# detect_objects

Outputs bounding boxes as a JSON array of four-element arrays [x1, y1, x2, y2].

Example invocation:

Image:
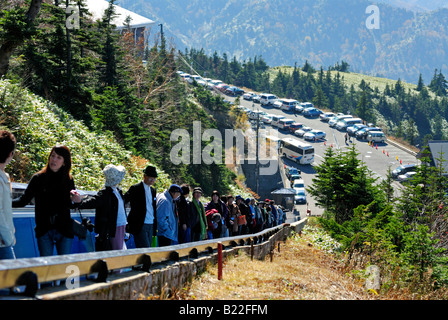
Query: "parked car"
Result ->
[[271, 115, 286, 127], [356, 127, 382, 140], [295, 126, 312, 137], [289, 173, 302, 186], [328, 114, 353, 127], [286, 167, 301, 179], [398, 171, 417, 183], [295, 104, 305, 114], [225, 86, 245, 96], [304, 130, 326, 141], [303, 107, 323, 117], [261, 114, 275, 124], [210, 79, 223, 86], [273, 100, 283, 109], [347, 124, 367, 136], [279, 99, 298, 112], [248, 110, 267, 120], [277, 118, 295, 130], [391, 164, 417, 179], [292, 179, 306, 204], [335, 118, 363, 131], [320, 112, 335, 122], [294, 189, 307, 204], [367, 131, 386, 144], [287, 122, 304, 133], [260, 93, 278, 106], [252, 95, 261, 103], [243, 92, 256, 100]]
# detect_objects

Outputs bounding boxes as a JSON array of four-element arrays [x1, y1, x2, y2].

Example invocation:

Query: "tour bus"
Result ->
[[279, 137, 314, 165]]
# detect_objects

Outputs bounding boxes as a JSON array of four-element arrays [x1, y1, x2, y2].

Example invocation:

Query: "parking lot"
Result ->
[[230, 94, 419, 218]]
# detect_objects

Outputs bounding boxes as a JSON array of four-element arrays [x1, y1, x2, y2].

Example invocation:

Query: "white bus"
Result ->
[[279, 138, 314, 165]]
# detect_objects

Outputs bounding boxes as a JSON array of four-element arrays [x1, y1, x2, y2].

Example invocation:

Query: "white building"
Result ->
[[84, 0, 155, 44]]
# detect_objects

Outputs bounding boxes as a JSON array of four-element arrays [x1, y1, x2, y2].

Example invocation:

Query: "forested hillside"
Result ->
[[0, 0, 246, 197], [118, 0, 448, 84]]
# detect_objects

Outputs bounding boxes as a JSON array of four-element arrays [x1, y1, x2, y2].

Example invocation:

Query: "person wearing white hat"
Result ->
[[77, 164, 127, 251]]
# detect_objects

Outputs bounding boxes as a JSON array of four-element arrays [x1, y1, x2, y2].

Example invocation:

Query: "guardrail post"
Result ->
[[90, 259, 108, 283], [136, 254, 152, 272], [217, 242, 223, 280], [15, 271, 38, 297], [250, 239, 254, 261]]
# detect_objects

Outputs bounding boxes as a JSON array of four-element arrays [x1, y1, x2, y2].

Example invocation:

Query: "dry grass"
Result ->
[[177, 236, 374, 300]]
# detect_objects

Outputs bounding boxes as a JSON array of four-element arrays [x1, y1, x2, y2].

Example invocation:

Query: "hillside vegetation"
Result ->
[[0, 0, 249, 197], [0, 78, 172, 192]]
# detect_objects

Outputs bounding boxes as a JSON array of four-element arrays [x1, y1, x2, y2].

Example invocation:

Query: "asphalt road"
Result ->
[[232, 95, 419, 220]]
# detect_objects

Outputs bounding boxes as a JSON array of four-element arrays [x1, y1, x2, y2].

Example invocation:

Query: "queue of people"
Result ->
[[0, 131, 287, 260]]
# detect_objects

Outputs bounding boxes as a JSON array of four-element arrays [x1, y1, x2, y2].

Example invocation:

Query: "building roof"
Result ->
[[421, 140, 448, 174], [271, 188, 297, 195], [84, 0, 155, 29]]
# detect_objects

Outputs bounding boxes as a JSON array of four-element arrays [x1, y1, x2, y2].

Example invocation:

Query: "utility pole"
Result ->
[[255, 104, 260, 195]]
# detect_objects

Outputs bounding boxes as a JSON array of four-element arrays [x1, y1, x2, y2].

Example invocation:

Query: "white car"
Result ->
[[304, 130, 326, 141], [398, 171, 417, 183], [243, 92, 256, 100], [295, 126, 312, 137], [261, 114, 275, 124], [319, 112, 335, 122]]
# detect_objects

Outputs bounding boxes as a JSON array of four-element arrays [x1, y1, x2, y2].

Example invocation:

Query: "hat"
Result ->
[[143, 165, 158, 177], [103, 164, 126, 187], [169, 184, 182, 194], [193, 187, 203, 195]]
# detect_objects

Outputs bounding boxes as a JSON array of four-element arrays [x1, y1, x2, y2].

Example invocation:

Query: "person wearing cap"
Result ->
[[156, 184, 182, 246], [190, 187, 207, 241], [205, 190, 229, 238], [77, 164, 127, 251], [124, 165, 158, 248]]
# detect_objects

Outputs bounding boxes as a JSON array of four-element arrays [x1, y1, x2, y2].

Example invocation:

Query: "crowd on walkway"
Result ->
[[0, 131, 287, 260]]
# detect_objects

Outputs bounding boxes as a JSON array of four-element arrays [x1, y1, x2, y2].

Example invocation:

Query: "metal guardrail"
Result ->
[[0, 220, 306, 298]]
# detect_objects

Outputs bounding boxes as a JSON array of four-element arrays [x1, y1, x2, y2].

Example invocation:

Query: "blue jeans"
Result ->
[[0, 246, 15, 260], [37, 229, 73, 256], [133, 224, 154, 248]]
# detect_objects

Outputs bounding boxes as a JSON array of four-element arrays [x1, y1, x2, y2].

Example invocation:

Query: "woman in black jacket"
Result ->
[[77, 164, 127, 251], [12, 145, 79, 256]]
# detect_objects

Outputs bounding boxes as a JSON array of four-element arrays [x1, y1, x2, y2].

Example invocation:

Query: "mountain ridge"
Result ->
[[117, 0, 448, 84]]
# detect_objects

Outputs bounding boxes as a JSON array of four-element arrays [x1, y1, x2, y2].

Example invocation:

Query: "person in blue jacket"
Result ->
[[156, 184, 182, 246]]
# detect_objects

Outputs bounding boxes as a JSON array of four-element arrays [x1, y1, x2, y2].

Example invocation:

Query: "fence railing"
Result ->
[[0, 218, 307, 298]]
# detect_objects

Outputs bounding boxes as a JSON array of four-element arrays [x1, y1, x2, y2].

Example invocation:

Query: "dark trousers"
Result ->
[[158, 235, 172, 247]]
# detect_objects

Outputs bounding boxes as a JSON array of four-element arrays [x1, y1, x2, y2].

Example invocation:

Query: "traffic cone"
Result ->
[[387, 152, 389, 157], [400, 159, 402, 165], [383, 149, 385, 154], [396, 156, 399, 161], [375, 144, 378, 150]]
